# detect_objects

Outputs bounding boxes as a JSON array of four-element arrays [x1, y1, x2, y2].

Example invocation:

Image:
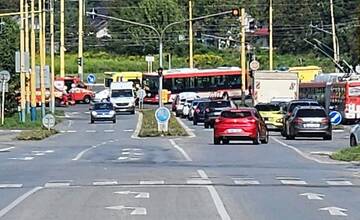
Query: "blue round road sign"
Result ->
[[87, 74, 96, 84], [329, 111, 342, 126], [155, 107, 171, 123]]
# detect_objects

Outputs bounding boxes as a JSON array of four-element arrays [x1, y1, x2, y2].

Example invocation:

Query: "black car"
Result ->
[[204, 100, 235, 128], [285, 106, 332, 140], [281, 100, 320, 136], [90, 102, 116, 124], [193, 100, 211, 125]]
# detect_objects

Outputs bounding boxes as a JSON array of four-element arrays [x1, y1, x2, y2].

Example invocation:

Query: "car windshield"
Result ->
[[94, 103, 113, 110], [221, 111, 252, 118], [209, 101, 230, 108], [296, 109, 326, 117], [255, 104, 280, 111], [111, 89, 133, 98]]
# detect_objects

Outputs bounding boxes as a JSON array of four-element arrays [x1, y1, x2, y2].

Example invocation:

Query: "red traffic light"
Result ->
[[232, 8, 240, 17]]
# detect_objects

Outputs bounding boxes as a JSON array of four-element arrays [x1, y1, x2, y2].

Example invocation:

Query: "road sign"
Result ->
[[87, 74, 96, 84], [250, 60, 260, 71], [155, 107, 171, 132], [15, 51, 30, 73], [0, 70, 10, 82], [329, 111, 342, 125], [145, 56, 154, 62], [42, 114, 56, 130]]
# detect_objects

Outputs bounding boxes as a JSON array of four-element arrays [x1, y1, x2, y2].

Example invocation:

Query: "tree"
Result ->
[[0, 18, 20, 115]]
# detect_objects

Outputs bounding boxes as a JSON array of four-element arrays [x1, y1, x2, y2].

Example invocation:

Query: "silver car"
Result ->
[[350, 124, 360, 146]]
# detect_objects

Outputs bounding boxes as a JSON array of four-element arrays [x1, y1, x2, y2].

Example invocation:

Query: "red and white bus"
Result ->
[[142, 67, 243, 103], [299, 80, 360, 122]]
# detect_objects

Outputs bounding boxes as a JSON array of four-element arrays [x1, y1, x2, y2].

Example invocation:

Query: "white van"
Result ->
[[110, 82, 135, 114]]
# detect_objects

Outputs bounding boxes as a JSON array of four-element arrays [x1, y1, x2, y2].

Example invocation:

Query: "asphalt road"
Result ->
[[0, 105, 359, 220]]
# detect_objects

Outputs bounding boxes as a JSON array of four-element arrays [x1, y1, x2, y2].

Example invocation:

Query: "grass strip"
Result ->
[[139, 109, 187, 137], [331, 146, 360, 162], [16, 129, 58, 141]]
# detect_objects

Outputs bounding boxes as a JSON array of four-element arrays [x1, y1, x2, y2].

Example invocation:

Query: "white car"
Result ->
[[174, 92, 199, 117], [182, 99, 194, 118], [350, 124, 360, 146], [94, 89, 110, 102]]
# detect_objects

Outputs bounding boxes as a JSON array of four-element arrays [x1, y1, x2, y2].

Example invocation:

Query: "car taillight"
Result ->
[[294, 117, 303, 125], [215, 118, 221, 123], [246, 118, 256, 123], [321, 118, 329, 125], [195, 108, 200, 113], [205, 108, 210, 113]]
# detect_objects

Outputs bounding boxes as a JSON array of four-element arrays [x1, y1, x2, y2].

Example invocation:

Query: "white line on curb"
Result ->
[[271, 137, 348, 165], [175, 117, 196, 138], [197, 170, 231, 220], [131, 112, 143, 139], [72, 145, 97, 161], [169, 139, 192, 161], [0, 187, 43, 218]]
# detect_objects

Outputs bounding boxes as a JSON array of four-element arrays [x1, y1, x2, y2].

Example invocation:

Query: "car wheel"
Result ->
[[175, 112, 180, 117], [253, 131, 261, 145], [350, 135, 357, 147], [204, 122, 210, 129], [83, 96, 91, 104], [261, 131, 269, 144], [113, 119, 116, 124], [214, 137, 221, 145], [131, 110, 135, 115], [91, 120, 94, 124], [193, 119, 197, 125], [223, 139, 229, 144]]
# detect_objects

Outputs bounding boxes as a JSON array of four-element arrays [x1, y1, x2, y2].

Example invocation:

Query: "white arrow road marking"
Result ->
[[300, 193, 324, 200], [105, 206, 147, 215], [9, 157, 34, 161], [319, 207, 348, 216], [72, 146, 97, 161], [114, 191, 150, 199]]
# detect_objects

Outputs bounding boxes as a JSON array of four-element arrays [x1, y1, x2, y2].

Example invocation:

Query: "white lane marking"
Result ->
[[186, 179, 212, 184], [118, 156, 129, 160], [114, 191, 150, 199], [300, 193, 324, 200], [233, 178, 260, 185], [105, 206, 147, 215], [0, 187, 43, 218], [326, 180, 353, 186], [131, 112, 142, 139], [280, 180, 307, 185], [0, 147, 15, 152], [319, 207, 348, 216], [85, 130, 96, 133], [175, 117, 196, 138], [123, 148, 141, 151], [104, 130, 115, 133], [121, 151, 131, 155], [8, 157, 34, 161], [0, 184, 23, 188], [271, 137, 348, 165], [169, 139, 192, 161], [67, 130, 77, 133], [72, 145, 97, 161], [67, 120, 73, 129], [44, 182, 71, 188], [196, 170, 231, 220], [93, 181, 118, 186], [139, 180, 165, 185], [124, 129, 134, 132]]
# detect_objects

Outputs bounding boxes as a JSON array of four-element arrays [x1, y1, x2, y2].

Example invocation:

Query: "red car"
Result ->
[[214, 108, 269, 145]]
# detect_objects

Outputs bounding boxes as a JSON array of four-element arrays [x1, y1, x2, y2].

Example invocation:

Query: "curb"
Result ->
[[175, 116, 196, 138], [131, 112, 143, 139]]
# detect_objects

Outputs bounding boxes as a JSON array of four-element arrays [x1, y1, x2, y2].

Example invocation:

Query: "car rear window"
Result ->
[[197, 102, 209, 109], [209, 101, 230, 108], [255, 104, 280, 111], [221, 111, 252, 118], [289, 102, 319, 112], [296, 109, 326, 117], [94, 103, 113, 110]]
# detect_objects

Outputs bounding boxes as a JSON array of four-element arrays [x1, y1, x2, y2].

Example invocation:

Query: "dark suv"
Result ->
[[285, 106, 332, 140], [204, 100, 235, 128], [193, 100, 211, 125], [281, 100, 320, 136]]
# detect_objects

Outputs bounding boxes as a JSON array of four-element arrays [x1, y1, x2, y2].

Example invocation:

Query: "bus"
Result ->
[[143, 67, 243, 103], [289, 66, 322, 82], [104, 72, 143, 88], [299, 80, 360, 123]]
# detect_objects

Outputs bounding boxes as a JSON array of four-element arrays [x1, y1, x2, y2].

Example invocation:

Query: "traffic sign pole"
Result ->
[[1, 81, 5, 125]]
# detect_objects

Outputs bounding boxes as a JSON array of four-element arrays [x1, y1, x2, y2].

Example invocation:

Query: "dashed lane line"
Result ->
[[139, 180, 165, 185], [44, 182, 71, 188], [169, 139, 192, 162], [93, 181, 118, 186], [0, 184, 23, 188], [326, 180, 353, 186]]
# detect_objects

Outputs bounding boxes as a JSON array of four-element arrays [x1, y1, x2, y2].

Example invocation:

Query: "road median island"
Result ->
[[139, 109, 188, 137], [331, 146, 360, 162], [16, 129, 58, 141]]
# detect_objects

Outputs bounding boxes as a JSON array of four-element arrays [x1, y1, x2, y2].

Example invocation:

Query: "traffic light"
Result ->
[[77, 57, 82, 66], [158, 67, 164, 77], [232, 8, 240, 17]]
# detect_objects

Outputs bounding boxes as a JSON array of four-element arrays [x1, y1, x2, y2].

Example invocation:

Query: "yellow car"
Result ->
[[255, 103, 284, 130]]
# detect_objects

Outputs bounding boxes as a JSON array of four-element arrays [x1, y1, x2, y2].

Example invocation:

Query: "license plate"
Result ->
[[227, 129, 243, 133], [304, 123, 320, 128]]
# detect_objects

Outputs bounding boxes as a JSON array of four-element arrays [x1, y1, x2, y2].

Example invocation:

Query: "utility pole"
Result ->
[[78, 0, 84, 81], [188, 0, 194, 68], [60, 0, 65, 77], [38, 0, 45, 117], [50, 0, 55, 113], [30, 0, 37, 120], [269, 0, 273, 70], [241, 8, 246, 105], [25, 0, 30, 114], [20, 0, 26, 122], [330, 0, 339, 72]]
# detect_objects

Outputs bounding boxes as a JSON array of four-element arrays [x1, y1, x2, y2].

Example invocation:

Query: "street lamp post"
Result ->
[[87, 10, 233, 107]]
